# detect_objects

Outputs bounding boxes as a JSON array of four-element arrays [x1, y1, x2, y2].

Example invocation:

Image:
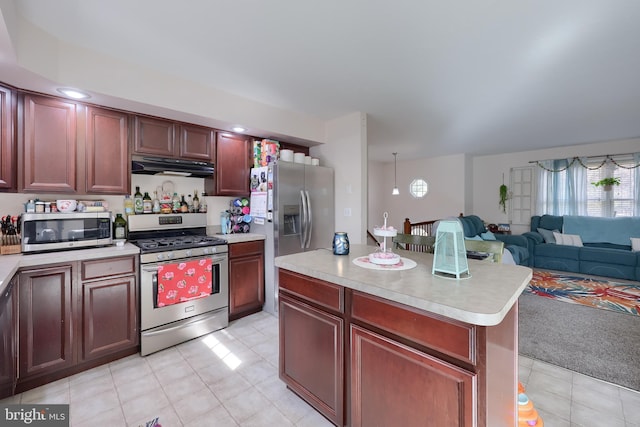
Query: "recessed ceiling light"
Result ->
[[56, 88, 91, 99], [232, 126, 246, 133]]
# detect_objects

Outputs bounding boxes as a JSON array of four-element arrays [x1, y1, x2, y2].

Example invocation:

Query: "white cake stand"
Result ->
[[369, 213, 401, 265]]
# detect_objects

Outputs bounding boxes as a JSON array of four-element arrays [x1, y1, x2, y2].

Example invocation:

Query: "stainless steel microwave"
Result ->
[[21, 211, 113, 253]]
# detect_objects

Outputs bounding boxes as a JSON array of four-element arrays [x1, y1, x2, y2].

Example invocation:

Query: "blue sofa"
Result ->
[[523, 215, 640, 280], [458, 215, 530, 266]]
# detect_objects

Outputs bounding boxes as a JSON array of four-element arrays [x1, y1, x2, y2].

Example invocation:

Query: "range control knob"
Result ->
[[167, 252, 175, 260], [186, 250, 193, 257], [203, 247, 210, 254], [156, 253, 165, 261]]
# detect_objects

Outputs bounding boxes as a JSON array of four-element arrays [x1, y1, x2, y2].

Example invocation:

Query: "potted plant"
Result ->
[[591, 177, 621, 191], [499, 184, 509, 213]]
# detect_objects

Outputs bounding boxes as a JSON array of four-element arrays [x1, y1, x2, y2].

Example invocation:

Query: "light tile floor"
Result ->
[[3, 311, 639, 426]]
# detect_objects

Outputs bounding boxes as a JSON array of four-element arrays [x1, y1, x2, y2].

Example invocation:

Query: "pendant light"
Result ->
[[392, 152, 400, 195]]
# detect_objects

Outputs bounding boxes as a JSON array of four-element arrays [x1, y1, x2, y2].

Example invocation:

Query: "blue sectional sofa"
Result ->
[[523, 215, 640, 281], [458, 215, 530, 266]]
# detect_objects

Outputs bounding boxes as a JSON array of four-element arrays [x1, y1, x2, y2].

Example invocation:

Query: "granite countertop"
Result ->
[[0, 243, 140, 296], [274, 244, 532, 326], [208, 232, 265, 244]]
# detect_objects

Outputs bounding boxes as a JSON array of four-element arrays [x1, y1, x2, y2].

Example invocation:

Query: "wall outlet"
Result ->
[[344, 208, 352, 217]]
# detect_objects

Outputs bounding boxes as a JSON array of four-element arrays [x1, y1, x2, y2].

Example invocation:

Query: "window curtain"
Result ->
[[635, 153, 640, 216], [535, 158, 588, 216]]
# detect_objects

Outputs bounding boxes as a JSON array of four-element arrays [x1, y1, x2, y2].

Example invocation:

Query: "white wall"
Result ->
[[472, 137, 640, 234], [311, 112, 368, 244]]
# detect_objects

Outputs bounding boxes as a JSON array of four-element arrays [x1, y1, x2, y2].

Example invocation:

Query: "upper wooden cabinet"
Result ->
[[214, 132, 252, 196], [0, 85, 15, 190], [133, 115, 214, 162], [83, 106, 130, 194], [20, 94, 77, 193]]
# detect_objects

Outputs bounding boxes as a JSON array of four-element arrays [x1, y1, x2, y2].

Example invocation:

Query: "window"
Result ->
[[586, 156, 636, 217], [409, 179, 428, 198]]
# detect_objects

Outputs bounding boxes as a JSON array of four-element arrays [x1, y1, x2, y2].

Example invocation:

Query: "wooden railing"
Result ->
[[403, 218, 438, 236]]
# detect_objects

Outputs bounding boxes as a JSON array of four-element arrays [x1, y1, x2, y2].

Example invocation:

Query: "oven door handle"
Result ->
[[142, 255, 228, 272], [142, 314, 218, 336]]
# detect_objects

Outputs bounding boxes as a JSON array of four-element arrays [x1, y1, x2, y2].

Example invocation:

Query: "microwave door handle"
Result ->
[[305, 190, 312, 248], [300, 190, 308, 249]]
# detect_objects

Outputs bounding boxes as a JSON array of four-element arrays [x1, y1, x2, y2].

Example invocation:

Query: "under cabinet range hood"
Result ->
[[131, 155, 214, 178]]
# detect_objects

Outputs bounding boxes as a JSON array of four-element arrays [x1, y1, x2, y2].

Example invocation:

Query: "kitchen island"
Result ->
[[275, 244, 532, 427]]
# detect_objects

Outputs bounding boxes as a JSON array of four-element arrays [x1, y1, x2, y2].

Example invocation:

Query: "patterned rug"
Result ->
[[524, 270, 640, 317]]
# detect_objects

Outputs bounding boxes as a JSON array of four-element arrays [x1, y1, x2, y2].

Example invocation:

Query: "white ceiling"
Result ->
[[4, 0, 640, 162]]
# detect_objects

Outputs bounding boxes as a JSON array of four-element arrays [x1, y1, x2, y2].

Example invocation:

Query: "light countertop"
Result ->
[[208, 232, 265, 244], [0, 243, 140, 296], [274, 244, 532, 326]]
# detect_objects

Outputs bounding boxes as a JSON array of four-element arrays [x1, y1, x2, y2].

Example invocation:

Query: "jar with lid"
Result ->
[[333, 232, 350, 255]]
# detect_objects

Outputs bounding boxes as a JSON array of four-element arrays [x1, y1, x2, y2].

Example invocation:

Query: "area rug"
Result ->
[[524, 270, 640, 316], [518, 292, 640, 391]]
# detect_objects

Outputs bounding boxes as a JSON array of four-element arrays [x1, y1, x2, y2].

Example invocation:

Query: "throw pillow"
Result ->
[[480, 231, 497, 240], [464, 235, 483, 241], [537, 228, 558, 244], [553, 232, 583, 247], [631, 237, 640, 252]]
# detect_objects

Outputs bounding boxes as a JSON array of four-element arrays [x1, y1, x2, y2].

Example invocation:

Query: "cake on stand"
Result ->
[[369, 212, 401, 265]]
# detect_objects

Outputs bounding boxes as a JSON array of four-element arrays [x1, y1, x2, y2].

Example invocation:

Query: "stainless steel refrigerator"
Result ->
[[250, 161, 334, 314]]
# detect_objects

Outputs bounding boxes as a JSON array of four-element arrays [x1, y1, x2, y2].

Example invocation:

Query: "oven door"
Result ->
[[140, 253, 229, 332]]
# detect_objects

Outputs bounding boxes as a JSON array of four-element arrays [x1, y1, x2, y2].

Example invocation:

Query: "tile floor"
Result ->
[[2, 311, 639, 426]]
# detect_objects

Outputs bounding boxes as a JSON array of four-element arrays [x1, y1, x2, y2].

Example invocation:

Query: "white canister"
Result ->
[[311, 158, 320, 166], [304, 156, 312, 165], [293, 152, 305, 164], [280, 149, 294, 162]]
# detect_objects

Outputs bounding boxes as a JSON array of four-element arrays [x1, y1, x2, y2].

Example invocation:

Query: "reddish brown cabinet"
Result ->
[[179, 123, 215, 161], [0, 85, 15, 190], [213, 132, 252, 196], [83, 105, 130, 194], [18, 265, 75, 380], [0, 276, 17, 399], [229, 240, 265, 320], [20, 94, 77, 193]]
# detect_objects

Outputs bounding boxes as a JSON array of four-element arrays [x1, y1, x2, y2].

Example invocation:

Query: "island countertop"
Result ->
[[275, 244, 532, 326]]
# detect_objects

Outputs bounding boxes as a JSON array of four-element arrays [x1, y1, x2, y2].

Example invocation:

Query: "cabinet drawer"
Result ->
[[279, 270, 344, 313], [351, 291, 476, 364], [82, 256, 136, 280], [229, 240, 264, 258]]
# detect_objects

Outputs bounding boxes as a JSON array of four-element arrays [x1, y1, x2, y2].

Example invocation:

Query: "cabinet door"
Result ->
[[85, 106, 130, 194], [133, 115, 175, 157], [350, 325, 476, 427], [229, 245, 264, 321], [19, 265, 75, 378], [80, 275, 138, 362], [0, 277, 17, 399], [215, 132, 251, 196], [279, 293, 344, 426], [21, 94, 77, 192], [0, 85, 15, 190], [179, 123, 214, 161]]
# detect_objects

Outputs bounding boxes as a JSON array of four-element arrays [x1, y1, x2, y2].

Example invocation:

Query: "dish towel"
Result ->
[[157, 258, 213, 307]]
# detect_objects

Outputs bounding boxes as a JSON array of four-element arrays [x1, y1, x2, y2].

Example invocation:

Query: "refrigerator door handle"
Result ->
[[300, 190, 308, 249], [305, 190, 313, 248]]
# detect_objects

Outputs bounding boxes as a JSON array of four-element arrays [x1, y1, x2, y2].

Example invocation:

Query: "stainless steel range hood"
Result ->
[[131, 155, 214, 178]]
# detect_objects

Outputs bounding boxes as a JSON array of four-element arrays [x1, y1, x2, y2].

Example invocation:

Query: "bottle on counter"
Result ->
[[134, 186, 143, 214], [143, 192, 152, 214], [180, 194, 189, 213], [124, 195, 134, 217], [152, 191, 161, 214], [187, 194, 193, 212], [199, 192, 207, 213], [192, 190, 200, 213], [113, 213, 127, 240], [172, 192, 181, 213]]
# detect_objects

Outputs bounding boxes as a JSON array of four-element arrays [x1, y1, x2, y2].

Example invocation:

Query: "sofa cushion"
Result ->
[[537, 228, 557, 243], [553, 232, 583, 247], [535, 243, 581, 260], [580, 247, 636, 266], [505, 245, 527, 265], [539, 215, 563, 232], [480, 231, 497, 240], [564, 215, 640, 245], [459, 215, 486, 237]]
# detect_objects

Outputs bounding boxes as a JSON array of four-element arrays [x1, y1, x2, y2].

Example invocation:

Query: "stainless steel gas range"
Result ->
[[128, 213, 228, 356]]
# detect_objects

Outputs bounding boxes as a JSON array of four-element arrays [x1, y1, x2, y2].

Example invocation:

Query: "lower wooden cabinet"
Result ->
[[279, 294, 344, 425], [0, 276, 17, 399], [15, 255, 138, 393], [229, 241, 265, 320]]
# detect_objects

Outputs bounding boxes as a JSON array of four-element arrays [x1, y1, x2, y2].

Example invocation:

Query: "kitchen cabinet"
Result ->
[[83, 105, 130, 194], [279, 268, 517, 427], [212, 132, 252, 196], [18, 265, 75, 380], [16, 255, 139, 393], [133, 115, 215, 162], [0, 85, 15, 190], [0, 276, 17, 399], [279, 271, 345, 426], [20, 93, 77, 193], [228, 240, 265, 321]]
